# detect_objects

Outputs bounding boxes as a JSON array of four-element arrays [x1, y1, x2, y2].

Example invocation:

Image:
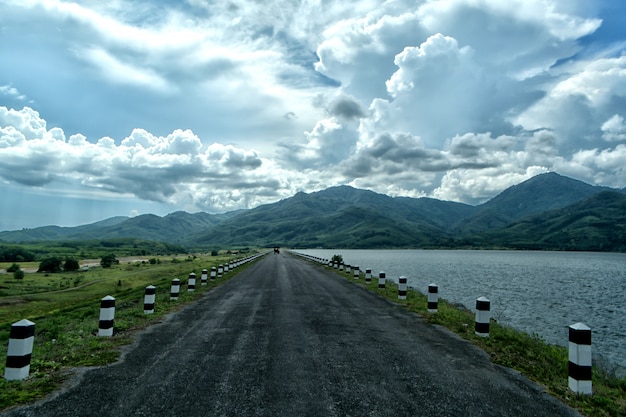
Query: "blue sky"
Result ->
[[1, 0, 625, 231]]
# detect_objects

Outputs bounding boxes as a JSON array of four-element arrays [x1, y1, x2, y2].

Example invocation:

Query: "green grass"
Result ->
[[326, 262, 626, 417], [0, 252, 261, 411]]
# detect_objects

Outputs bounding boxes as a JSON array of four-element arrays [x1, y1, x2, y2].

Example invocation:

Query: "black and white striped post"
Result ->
[[378, 271, 386, 289], [98, 295, 116, 337], [201, 269, 208, 285], [398, 276, 408, 300], [353, 266, 360, 280], [339, 263, 344, 272], [218, 265, 223, 278], [427, 284, 439, 313], [365, 268, 372, 284], [170, 278, 181, 300], [188, 273, 196, 292], [474, 296, 490, 337], [333, 261, 338, 269], [144, 285, 156, 314], [345, 265, 351, 274], [224, 264, 229, 274], [4, 319, 35, 381], [210, 267, 217, 281], [568, 322, 592, 395]]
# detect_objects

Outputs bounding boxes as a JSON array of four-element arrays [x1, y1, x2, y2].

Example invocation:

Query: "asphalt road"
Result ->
[[3, 252, 582, 417]]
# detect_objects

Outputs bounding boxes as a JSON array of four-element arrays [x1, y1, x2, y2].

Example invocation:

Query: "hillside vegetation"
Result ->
[[1, 172, 625, 251]]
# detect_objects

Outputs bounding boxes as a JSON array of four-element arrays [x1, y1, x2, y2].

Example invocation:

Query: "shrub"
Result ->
[[38, 257, 63, 273], [13, 269, 25, 280], [64, 259, 80, 272]]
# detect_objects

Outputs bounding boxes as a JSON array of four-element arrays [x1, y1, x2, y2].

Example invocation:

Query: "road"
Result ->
[[2, 252, 581, 417]]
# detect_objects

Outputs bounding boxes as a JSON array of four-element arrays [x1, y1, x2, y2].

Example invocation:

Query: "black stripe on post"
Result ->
[[474, 322, 490, 334], [99, 319, 114, 330], [6, 354, 32, 369], [100, 299, 116, 309], [569, 327, 592, 345], [9, 324, 35, 339], [568, 362, 592, 381], [143, 303, 155, 310], [145, 287, 156, 295], [427, 302, 438, 310]]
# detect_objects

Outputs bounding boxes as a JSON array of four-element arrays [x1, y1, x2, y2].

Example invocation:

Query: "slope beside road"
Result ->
[[2, 252, 582, 417]]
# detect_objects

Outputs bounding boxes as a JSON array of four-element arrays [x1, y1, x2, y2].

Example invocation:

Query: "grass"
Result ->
[[324, 261, 626, 417], [0, 252, 261, 411]]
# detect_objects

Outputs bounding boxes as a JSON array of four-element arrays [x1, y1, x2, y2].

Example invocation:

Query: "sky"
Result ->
[[1, 0, 626, 231]]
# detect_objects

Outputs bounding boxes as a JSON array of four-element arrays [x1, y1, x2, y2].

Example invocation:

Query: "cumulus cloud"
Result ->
[[0, 106, 274, 212], [0, 0, 625, 227]]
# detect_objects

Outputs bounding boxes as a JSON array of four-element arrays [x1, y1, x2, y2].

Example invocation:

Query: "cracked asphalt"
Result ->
[[2, 252, 582, 417]]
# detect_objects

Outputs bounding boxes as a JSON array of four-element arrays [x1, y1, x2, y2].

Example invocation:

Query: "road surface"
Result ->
[[2, 252, 581, 417]]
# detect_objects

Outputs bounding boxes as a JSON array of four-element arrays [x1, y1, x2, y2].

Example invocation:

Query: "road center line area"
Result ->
[[2, 253, 582, 417]]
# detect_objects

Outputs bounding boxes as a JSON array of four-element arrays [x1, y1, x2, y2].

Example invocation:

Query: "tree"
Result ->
[[331, 254, 343, 263], [7, 263, 20, 273], [100, 254, 119, 268], [64, 259, 80, 272], [38, 257, 63, 273], [13, 269, 24, 280]]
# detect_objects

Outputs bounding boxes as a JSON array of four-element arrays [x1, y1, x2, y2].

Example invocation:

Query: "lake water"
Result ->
[[295, 249, 626, 376]]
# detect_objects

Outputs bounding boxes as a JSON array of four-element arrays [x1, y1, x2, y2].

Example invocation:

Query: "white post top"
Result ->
[[570, 322, 591, 331], [146, 285, 155, 289], [477, 296, 490, 302], [13, 319, 35, 327], [429, 283, 437, 287], [102, 295, 116, 301]]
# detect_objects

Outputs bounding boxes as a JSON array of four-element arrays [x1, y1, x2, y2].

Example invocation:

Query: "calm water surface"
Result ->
[[297, 249, 626, 374]]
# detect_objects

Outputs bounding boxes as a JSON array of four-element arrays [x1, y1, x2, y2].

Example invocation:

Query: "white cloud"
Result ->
[[77, 47, 173, 92], [0, 85, 27, 101], [0, 0, 625, 229], [601, 115, 626, 142]]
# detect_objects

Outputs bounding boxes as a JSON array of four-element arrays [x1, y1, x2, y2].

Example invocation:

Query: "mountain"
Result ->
[[471, 191, 626, 251], [455, 172, 615, 234], [0, 172, 624, 251]]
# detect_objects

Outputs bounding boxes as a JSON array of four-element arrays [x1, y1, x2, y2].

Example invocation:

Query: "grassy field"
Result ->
[[0, 251, 260, 411], [321, 259, 626, 417]]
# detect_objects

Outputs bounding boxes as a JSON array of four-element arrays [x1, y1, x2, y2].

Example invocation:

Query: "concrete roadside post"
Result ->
[[474, 296, 490, 337], [427, 284, 439, 313], [210, 267, 217, 281], [170, 279, 181, 300], [218, 265, 223, 278], [568, 322, 592, 395], [353, 266, 360, 280], [378, 271, 386, 289], [98, 295, 116, 337], [365, 268, 372, 284], [188, 273, 196, 292], [144, 285, 156, 314], [346, 265, 351, 275], [339, 263, 344, 272], [4, 319, 35, 381], [201, 269, 208, 285], [398, 276, 407, 300]]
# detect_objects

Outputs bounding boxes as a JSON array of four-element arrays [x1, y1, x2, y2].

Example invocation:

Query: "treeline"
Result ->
[[0, 244, 36, 262], [0, 238, 189, 262]]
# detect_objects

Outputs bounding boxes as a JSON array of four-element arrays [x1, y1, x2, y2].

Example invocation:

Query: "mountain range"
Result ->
[[1, 172, 625, 251]]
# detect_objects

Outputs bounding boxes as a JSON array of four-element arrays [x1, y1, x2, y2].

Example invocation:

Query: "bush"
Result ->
[[38, 257, 63, 273], [331, 254, 343, 263], [13, 269, 25, 280], [7, 263, 20, 273], [100, 254, 119, 268], [64, 259, 80, 272]]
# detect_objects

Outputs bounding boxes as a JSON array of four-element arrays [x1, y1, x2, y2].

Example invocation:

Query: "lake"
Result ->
[[295, 249, 626, 376]]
